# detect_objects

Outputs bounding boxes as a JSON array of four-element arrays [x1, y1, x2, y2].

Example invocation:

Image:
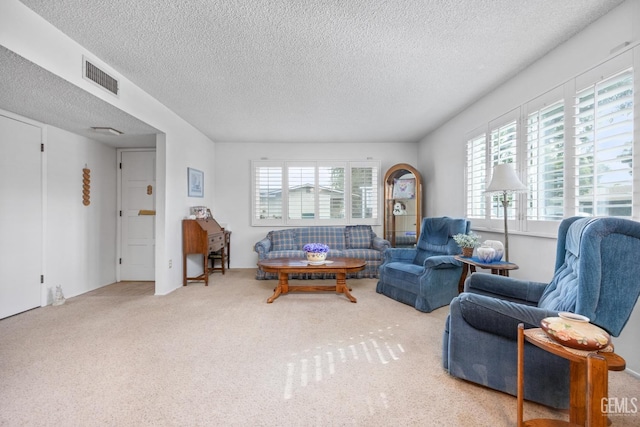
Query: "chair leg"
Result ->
[[208, 249, 226, 274]]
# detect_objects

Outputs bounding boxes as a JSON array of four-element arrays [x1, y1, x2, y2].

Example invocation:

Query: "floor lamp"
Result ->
[[485, 164, 526, 262]]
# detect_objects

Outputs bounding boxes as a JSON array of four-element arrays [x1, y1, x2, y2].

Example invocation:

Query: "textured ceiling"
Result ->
[[13, 0, 626, 143], [0, 47, 158, 147]]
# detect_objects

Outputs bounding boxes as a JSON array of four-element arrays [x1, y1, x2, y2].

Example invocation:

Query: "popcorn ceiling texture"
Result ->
[[15, 0, 625, 143], [0, 47, 159, 147]]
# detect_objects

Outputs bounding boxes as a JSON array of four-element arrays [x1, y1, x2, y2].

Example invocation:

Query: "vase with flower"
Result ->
[[453, 232, 481, 257], [303, 243, 330, 263]]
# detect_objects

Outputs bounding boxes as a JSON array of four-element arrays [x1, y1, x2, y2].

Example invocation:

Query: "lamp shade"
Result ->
[[486, 163, 527, 193]]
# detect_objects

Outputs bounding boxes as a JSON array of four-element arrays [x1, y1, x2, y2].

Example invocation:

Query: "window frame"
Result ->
[[251, 159, 381, 226], [463, 47, 637, 237], [522, 86, 567, 235]]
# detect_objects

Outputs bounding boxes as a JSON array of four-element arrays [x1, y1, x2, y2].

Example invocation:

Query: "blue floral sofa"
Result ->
[[254, 225, 391, 279]]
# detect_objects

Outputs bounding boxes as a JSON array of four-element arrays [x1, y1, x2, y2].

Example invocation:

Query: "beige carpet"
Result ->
[[1, 269, 638, 426]]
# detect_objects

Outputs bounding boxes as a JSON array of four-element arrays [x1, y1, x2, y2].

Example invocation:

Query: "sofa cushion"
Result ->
[[345, 225, 372, 249], [270, 229, 296, 251], [296, 227, 346, 250], [342, 248, 380, 261]]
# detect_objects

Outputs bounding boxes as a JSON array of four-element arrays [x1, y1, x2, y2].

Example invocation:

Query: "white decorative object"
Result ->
[[52, 285, 66, 306], [392, 202, 407, 215], [303, 243, 329, 264], [190, 206, 208, 219], [483, 240, 504, 262], [306, 252, 327, 263], [476, 245, 496, 263]]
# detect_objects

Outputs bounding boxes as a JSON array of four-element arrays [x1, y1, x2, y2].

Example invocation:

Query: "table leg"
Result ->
[[517, 324, 524, 426], [203, 254, 209, 286], [457, 263, 469, 293], [587, 354, 608, 427], [267, 272, 289, 303], [569, 359, 587, 425], [336, 272, 357, 303]]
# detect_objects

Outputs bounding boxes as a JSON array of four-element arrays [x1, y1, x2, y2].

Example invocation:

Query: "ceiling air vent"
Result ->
[[83, 57, 119, 96]]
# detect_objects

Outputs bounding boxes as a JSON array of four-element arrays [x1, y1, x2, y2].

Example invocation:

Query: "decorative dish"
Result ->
[[307, 260, 334, 266], [540, 312, 610, 351]]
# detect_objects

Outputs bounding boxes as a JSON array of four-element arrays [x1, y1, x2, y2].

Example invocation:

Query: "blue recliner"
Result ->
[[442, 216, 640, 408], [376, 217, 470, 312]]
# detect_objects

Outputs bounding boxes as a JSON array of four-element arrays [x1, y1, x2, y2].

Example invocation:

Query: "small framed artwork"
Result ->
[[187, 167, 204, 198]]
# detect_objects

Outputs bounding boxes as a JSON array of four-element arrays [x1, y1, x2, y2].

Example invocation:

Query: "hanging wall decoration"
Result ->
[[82, 167, 91, 206], [187, 167, 204, 197]]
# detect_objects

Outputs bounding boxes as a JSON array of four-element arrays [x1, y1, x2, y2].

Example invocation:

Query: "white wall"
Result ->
[[0, 0, 217, 295], [213, 141, 419, 268], [418, 0, 640, 373], [45, 126, 117, 300]]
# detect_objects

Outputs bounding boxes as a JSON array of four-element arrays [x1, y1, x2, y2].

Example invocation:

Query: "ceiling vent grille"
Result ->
[[83, 57, 119, 96]]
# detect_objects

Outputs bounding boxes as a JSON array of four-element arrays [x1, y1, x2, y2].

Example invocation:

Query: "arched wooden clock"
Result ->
[[383, 164, 422, 247]]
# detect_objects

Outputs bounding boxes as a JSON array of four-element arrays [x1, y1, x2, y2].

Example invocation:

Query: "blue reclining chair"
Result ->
[[442, 216, 640, 408], [376, 217, 470, 312]]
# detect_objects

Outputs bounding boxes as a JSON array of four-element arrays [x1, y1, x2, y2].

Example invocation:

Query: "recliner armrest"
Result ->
[[382, 247, 416, 263], [425, 255, 461, 269], [456, 293, 559, 340], [465, 273, 547, 305]]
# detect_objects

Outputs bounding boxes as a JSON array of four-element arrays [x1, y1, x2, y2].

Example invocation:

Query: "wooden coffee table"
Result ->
[[258, 257, 366, 303]]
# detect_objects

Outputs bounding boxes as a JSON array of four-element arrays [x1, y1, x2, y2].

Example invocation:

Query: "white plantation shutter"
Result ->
[[252, 163, 283, 224], [490, 118, 518, 219], [466, 134, 486, 219], [574, 68, 633, 217], [526, 99, 565, 221], [319, 165, 345, 220], [351, 164, 378, 222], [463, 50, 636, 234], [288, 164, 316, 220], [251, 160, 380, 226]]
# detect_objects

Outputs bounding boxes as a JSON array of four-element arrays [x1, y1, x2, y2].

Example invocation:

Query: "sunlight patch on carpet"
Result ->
[[283, 325, 405, 400]]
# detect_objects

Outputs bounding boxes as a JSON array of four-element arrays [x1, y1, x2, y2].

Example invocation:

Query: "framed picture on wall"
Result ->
[[187, 167, 204, 197]]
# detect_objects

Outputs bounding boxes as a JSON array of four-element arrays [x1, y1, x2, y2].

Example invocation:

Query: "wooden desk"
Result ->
[[257, 257, 365, 303], [209, 230, 231, 274], [454, 255, 519, 293], [182, 218, 224, 286], [517, 325, 625, 427]]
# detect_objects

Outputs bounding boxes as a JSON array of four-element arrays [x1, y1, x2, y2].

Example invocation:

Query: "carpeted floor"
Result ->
[[1, 269, 638, 426]]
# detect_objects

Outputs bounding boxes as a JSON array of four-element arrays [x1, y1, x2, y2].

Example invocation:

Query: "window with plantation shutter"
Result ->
[[462, 49, 636, 236], [351, 164, 378, 220], [490, 119, 518, 220], [318, 165, 346, 220], [253, 163, 283, 223], [574, 68, 633, 217], [288, 164, 316, 220], [466, 134, 486, 219], [251, 160, 380, 226], [526, 99, 565, 221]]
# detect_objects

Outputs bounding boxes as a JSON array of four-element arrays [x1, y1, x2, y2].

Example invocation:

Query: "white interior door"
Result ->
[[120, 150, 156, 280], [0, 114, 42, 319]]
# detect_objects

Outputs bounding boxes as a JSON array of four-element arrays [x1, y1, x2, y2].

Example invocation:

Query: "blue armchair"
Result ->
[[376, 217, 470, 312], [442, 216, 640, 408]]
